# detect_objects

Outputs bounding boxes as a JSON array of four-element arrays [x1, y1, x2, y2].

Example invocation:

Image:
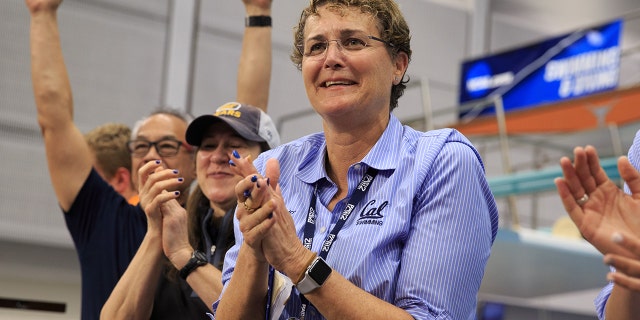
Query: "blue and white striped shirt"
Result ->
[[216, 114, 499, 319], [594, 129, 640, 319]]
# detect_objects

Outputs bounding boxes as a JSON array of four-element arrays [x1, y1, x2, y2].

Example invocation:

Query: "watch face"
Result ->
[[309, 258, 332, 284], [193, 251, 208, 264]]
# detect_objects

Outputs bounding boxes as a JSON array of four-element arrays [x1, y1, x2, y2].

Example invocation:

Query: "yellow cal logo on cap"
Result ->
[[214, 102, 241, 118]]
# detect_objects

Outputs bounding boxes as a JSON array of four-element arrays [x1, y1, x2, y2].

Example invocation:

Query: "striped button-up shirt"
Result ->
[[216, 114, 498, 319]]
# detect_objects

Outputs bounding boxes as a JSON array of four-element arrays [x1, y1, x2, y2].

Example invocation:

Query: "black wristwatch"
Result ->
[[245, 15, 272, 27], [296, 256, 332, 294], [179, 250, 208, 280]]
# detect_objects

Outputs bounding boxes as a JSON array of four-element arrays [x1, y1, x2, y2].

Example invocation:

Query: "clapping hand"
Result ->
[[230, 152, 307, 275], [604, 232, 640, 292], [555, 145, 640, 258]]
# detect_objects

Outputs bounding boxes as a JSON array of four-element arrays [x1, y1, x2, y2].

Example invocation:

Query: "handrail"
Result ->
[[488, 157, 620, 197]]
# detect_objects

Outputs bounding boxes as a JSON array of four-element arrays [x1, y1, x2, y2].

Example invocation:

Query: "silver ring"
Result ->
[[576, 194, 589, 206]]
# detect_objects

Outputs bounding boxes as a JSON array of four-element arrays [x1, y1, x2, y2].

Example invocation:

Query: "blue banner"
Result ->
[[459, 19, 623, 119]]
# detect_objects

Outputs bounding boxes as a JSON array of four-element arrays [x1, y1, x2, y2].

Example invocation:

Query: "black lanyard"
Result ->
[[298, 167, 378, 319]]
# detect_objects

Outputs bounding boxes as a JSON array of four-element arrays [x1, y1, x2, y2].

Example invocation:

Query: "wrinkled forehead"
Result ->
[[136, 113, 188, 140], [304, 5, 379, 38]]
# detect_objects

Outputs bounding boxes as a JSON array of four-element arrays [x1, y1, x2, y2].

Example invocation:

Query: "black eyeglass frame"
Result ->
[[127, 138, 186, 158]]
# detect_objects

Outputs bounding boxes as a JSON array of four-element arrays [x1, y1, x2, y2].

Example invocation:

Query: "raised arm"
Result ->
[[175, 0, 274, 309], [101, 1, 274, 317], [26, 0, 93, 211], [236, 0, 272, 111]]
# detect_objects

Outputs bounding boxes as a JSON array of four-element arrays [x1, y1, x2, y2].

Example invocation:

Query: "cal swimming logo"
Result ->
[[356, 199, 388, 226]]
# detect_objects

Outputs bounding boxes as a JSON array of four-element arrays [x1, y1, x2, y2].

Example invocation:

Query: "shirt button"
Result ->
[[354, 163, 361, 170], [320, 226, 326, 233]]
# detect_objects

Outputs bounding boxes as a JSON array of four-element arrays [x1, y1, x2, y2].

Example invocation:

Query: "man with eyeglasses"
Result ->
[[26, 0, 273, 318], [127, 137, 188, 159], [126, 109, 197, 207]]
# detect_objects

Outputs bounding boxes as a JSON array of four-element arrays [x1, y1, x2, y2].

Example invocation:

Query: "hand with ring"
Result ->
[[230, 152, 279, 254], [555, 145, 640, 258], [576, 193, 589, 206], [242, 199, 259, 212], [230, 155, 306, 273]]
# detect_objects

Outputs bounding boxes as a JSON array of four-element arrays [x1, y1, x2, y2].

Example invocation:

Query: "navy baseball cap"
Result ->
[[186, 102, 280, 150]]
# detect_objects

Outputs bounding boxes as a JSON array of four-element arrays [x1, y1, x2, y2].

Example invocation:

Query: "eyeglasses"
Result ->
[[296, 33, 395, 59], [127, 138, 187, 157]]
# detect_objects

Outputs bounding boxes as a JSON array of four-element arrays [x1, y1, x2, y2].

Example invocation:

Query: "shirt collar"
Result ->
[[296, 114, 402, 184]]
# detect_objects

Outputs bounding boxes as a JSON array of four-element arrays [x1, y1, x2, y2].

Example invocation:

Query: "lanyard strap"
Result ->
[[299, 167, 378, 319], [303, 167, 378, 258]]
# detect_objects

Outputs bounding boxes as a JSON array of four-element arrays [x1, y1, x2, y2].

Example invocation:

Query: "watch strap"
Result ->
[[245, 15, 272, 27], [179, 250, 208, 280]]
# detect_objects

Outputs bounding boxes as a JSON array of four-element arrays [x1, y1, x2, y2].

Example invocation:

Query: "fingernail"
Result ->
[[172, 169, 179, 174], [174, 191, 180, 196], [612, 232, 623, 243], [232, 150, 241, 159], [155, 160, 161, 164], [603, 255, 613, 265], [606, 273, 615, 281], [229, 160, 236, 167], [178, 177, 184, 182], [243, 189, 251, 198], [251, 175, 257, 182]]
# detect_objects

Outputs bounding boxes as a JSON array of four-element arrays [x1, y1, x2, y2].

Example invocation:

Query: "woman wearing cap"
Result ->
[[215, 1, 498, 319], [102, 103, 278, 319], [100, 0, 279, 318]]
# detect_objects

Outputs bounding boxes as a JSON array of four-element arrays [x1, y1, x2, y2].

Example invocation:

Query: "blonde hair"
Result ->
[[85, 123, 132, 180]]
